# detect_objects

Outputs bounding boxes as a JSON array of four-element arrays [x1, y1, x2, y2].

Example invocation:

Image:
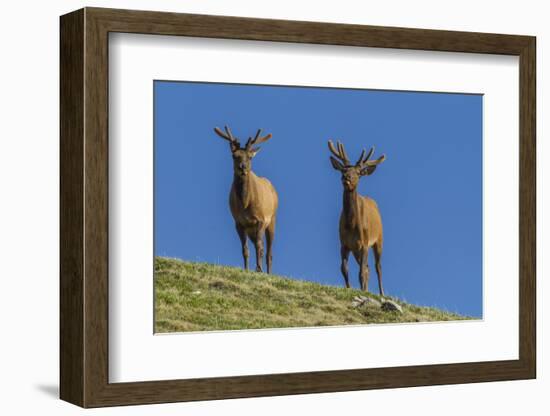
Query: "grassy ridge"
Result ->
[[154, 256, 470, 333]]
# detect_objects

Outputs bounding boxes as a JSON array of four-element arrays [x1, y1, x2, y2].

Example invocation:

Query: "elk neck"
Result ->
[[342, 187, 360, 226], [233, 172, 253, 208]]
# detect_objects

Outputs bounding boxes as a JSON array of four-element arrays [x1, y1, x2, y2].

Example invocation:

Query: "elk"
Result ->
[[328, 140, 386, 295], [214, 126, 278, 273]]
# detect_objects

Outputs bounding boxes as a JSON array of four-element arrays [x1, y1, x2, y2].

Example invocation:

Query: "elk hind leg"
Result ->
[[253, 228, 265, 273], [358, 249, 370, 292], [265, 218, 275, 274], [235, 223, 249, 270], [373, 241, 384, 296], [340, 246, 351, 288]]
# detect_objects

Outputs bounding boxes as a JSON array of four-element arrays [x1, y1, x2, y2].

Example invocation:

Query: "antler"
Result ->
[[245, 129, 272, 150], [357, 146, 386, 168], [328, 140, 351, 166], [214, 126, 240, 149], [365, 154, 386, 166], [356, 146, 375, 166]]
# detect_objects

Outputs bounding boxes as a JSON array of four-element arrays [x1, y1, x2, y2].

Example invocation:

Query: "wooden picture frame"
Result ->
[[60, 7, 536, 408]]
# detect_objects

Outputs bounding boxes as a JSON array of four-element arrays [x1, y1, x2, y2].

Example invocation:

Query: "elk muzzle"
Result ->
[[236, 162, 249, 176], [342, 178, 354, 190]]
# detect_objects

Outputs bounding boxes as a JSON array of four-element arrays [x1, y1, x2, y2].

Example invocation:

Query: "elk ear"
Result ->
[[330, 156, 345, 172], [360, 165, 378, 176], [248, 147, 261, 158], [360, 154, 386, 176]]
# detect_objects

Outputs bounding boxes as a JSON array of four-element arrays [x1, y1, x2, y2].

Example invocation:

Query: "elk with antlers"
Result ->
[[214, 126, 278, 273], [328, 140, 386, 294]]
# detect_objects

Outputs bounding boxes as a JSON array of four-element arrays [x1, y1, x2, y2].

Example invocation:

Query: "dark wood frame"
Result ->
[[60, 7, 536, 408]]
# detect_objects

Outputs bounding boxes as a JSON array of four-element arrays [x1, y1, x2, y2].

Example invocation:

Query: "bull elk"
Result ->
[[214, 126, 278, 273], [328, 140, 386, 295]]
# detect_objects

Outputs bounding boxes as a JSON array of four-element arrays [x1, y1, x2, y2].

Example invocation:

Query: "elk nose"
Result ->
[[239, 163, 246, 170]]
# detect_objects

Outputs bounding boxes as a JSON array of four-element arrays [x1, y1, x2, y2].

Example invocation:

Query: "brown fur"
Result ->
[[328, 140, 386, 294], [214, 126, 278, 273]]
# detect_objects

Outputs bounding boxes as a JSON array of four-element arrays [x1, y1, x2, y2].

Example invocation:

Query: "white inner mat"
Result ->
[[109, 33, 519, 383]]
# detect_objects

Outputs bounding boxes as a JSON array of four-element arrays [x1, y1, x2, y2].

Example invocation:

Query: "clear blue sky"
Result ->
[[154, 81, 483, 318]]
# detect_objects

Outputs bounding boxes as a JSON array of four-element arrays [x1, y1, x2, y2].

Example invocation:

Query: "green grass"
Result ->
[[154, 256, 472, 333]]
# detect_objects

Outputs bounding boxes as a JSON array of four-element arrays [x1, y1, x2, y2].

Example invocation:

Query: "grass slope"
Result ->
[[155, 256, 470, 333]]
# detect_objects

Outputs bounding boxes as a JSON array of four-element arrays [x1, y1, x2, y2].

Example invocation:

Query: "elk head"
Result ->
[[328, 140, 386, 191], [214, 126, 273, 178]]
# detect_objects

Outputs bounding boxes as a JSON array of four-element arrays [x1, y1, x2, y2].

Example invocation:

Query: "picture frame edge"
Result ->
[[59, 7, 537, 408]]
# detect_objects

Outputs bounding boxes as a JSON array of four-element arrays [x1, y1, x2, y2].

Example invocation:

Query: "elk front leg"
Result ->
[[358, 249, 370, 292], [235, 223, 249, 270], [253, 229, 265, 273], [340, 246, 351, 288]]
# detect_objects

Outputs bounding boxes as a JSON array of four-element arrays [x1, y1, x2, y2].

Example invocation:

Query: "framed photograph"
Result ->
[[60, 7, 536, 408]]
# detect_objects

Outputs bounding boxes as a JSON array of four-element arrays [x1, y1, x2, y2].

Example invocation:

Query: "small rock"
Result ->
[[363, 296, 382, 307], [381, 299, 403, 313], [192, 290, 202, 295], [351, 296, 382, 308]]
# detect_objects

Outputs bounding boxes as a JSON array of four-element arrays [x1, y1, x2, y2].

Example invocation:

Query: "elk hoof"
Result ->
[[256, 266, 263, 273]]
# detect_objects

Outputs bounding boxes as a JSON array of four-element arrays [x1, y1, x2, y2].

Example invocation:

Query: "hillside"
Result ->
[[154, 257, 470, 333]]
